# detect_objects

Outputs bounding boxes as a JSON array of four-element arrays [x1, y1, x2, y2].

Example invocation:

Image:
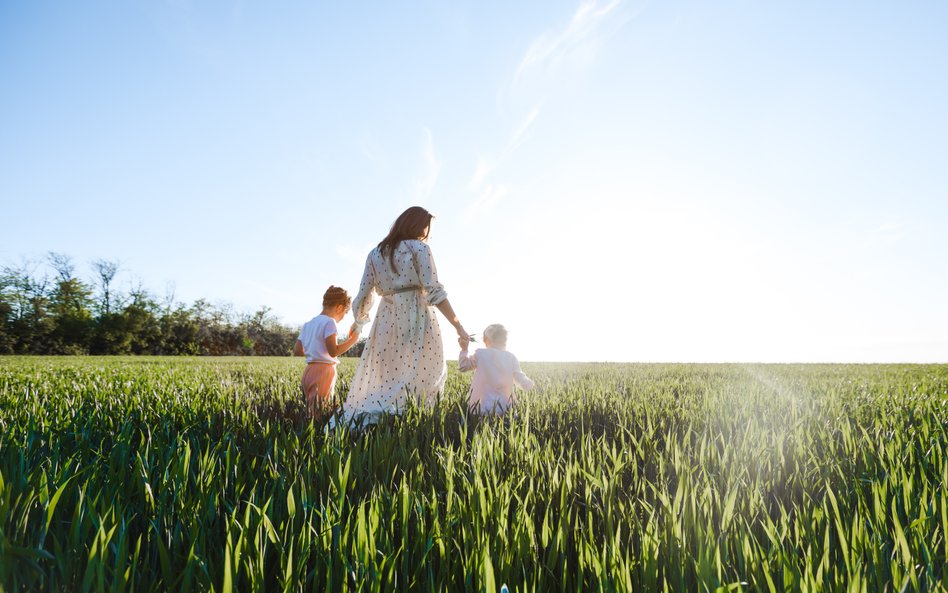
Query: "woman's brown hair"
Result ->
[[323, 286, 351, 309], [377, 206, 434, 272]]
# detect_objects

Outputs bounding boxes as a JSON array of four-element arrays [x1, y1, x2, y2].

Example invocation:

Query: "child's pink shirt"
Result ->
[[458, 347, 534, 413]]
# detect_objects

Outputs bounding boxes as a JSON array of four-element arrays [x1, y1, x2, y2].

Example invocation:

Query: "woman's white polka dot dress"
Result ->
[[342, 239, 448, 425]]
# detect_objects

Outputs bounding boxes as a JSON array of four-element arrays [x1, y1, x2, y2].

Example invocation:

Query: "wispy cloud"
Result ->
[[464, 184, 511, 222], [511, 0, 625, 92], [416, 127, 441, 200], [466, 0, 629, 220], [871, 221, 905, 234], [468, 107, 541, 191], [870, 221, 907, 243]]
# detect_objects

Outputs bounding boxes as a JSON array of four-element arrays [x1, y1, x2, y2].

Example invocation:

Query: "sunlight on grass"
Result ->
[[1, 357, 946, 591]]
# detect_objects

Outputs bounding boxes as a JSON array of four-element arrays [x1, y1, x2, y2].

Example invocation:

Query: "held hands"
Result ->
[[455, 323, 473, 348], [348, 323, 360, 340]]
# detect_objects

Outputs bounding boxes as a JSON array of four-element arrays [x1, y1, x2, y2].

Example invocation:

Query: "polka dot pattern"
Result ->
[[343, 240, 448, 424]]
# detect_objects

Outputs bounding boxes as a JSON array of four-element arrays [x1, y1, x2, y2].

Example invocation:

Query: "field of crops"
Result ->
[[1, 357, 947, 592]]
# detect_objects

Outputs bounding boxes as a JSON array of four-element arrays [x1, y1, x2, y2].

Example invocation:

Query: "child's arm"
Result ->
[[325, 327, 360, 358], [512, 355, 535, 390], [293, 340, 305, 357], [458, 335, 476, 373]]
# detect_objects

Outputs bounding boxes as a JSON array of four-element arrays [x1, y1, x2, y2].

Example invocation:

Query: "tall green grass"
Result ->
[[1, 357, 946, 591]]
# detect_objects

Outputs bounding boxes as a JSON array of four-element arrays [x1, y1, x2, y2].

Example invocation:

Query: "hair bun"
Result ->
[[323, 286, 352, 308]]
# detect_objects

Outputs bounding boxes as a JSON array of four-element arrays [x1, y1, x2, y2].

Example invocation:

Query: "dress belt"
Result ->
[[379, 286, 423, 297]]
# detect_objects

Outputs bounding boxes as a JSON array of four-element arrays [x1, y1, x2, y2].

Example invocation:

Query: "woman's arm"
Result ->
[[351, 253, 378, 331], [415, 242, 448, 305], [413, 242, 469, 336], [435, 298, 467, 338]]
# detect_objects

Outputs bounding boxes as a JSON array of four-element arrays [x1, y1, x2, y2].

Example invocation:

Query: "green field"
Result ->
[[1, 357, 946, 592]]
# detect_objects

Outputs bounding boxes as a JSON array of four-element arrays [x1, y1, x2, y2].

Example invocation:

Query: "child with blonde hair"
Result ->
[[294, 286, 360, 418], [458, 323, 534, 414]]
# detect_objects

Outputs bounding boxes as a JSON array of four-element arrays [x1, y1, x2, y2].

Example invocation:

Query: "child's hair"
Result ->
[[483, 324, 508, 347], [323, 286, 352, 309]]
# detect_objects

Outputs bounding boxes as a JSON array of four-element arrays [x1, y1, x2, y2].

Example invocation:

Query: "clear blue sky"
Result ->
[[2, 0, 947, 362]]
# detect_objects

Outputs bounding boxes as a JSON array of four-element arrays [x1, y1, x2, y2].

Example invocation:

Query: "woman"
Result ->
[[342, 206, 468, 426]]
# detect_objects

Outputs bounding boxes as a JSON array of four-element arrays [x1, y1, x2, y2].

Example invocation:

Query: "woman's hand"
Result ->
[[434, 299, 468, 340]]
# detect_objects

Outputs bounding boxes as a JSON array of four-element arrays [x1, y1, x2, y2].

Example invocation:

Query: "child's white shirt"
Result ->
[[298, 314, 340, 364], [458, 347, 534, 412]]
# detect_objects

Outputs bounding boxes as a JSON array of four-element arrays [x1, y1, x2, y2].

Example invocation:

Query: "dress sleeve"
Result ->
[[512, 355, 535, 390], [351, 252, 378, 329], [414, 242, 447, 306], [458, 349, 477, 372]]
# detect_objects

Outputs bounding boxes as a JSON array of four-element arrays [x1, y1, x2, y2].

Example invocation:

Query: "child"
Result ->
[[294, 286, 360, 418], [458, 323, 534, 414]]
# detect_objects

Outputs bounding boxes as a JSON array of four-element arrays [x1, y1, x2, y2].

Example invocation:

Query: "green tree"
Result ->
[[91, 258, 121, 315], [47, 252, 94, 354], [92, 311, 131, 354], [242, 306, 296, 355], [342, 336, 368, 358], [159, 305, 202, 355], [1, 261, 54, 353], [2, 251, 304, 356], [124, 284, 162, 354], [0, 275, 14, 354]]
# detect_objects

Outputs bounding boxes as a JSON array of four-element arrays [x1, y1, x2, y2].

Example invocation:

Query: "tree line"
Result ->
[[0, 253, 365, 357]]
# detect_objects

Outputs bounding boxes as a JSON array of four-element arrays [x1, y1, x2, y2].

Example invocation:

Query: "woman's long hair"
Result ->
[[377, 206, 433, 272]]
